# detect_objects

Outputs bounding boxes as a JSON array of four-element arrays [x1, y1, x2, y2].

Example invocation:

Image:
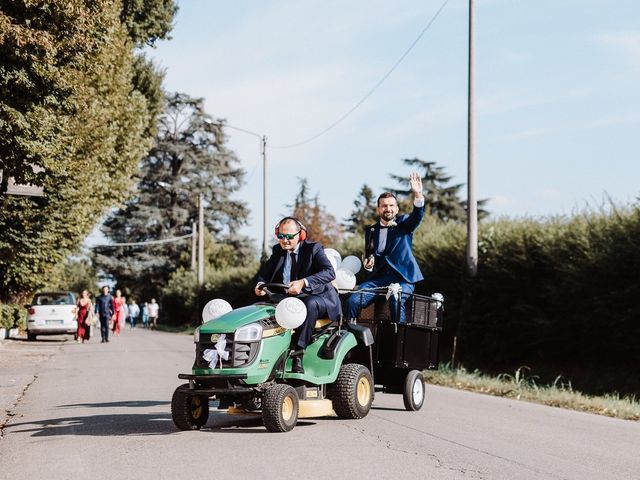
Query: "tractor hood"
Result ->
[[199, 304, 275, 334]]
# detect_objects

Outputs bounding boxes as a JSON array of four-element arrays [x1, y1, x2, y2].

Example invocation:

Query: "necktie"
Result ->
[[289, 251, 298, 281]]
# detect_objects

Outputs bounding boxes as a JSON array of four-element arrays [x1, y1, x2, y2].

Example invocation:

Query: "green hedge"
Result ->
[[413, 209, 640, 395], [0, 303, 27, 330]]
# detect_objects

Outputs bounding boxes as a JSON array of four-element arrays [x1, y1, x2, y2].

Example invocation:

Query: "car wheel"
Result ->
[[171, 383, 209, 430], [402, 370, 425, 411], [331, 363, 373, 419], [27, 332, 36, 341], [262, 384, 298, 432]]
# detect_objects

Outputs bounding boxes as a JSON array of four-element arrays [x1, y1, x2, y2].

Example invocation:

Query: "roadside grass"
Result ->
[[424, 364, 640, 421]]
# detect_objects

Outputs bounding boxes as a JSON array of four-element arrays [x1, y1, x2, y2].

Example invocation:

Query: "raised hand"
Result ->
[[409, 172, 423, 198]]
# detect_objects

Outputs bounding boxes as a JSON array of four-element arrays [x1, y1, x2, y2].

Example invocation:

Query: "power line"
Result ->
[[270, 0, 451, 150], [90, 233, 193, 248]]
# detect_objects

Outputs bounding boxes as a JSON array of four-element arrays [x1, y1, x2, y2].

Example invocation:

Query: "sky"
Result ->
[[138, 0, 640, 250]]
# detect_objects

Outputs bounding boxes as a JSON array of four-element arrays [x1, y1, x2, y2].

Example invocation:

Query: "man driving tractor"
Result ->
[[255, 217, 341, 373]]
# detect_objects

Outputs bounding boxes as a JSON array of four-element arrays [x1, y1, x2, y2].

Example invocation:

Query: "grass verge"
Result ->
[[424, 364, 640, 421]]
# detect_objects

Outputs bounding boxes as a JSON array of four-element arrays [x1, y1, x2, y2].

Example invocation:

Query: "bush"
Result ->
[[162, 263, 259, 326], [0, 303, 27, 330], [412, 208, 640, 394]]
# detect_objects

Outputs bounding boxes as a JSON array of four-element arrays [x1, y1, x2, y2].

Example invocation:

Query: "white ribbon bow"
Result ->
[[202, 334, 229, 368], [386, 283, 402, 301]]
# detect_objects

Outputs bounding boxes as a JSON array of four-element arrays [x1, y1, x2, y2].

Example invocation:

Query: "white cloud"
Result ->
[[598, 31, 640, 66]]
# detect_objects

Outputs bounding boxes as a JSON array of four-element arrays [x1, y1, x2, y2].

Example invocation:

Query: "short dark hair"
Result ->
[[377, 192, 397, 206]]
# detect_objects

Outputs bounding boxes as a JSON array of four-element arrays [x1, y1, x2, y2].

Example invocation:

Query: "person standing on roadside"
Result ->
[[112, 289, 126, 337], [94, 286, 114, 343], [148, 298, 159, 330], [75, 289, 93, 344], [128, 300, 140, 328], [141, 302, 149, 328]]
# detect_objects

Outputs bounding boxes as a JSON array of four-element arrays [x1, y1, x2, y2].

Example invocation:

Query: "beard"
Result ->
[[381, 211, 396, 221]]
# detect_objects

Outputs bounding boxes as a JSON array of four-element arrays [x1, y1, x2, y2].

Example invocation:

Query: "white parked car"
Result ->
[[26, 291, 77, 341]]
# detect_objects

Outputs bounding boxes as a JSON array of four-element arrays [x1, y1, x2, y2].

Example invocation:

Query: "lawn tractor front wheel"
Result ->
[[262, 384, 299, 432], [171, 383, 210, 430]]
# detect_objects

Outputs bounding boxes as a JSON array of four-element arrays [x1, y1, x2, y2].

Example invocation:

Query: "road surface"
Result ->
[[1, 329, 638, 479]]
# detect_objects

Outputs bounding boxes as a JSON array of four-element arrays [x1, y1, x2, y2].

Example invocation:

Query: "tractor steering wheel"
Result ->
[[257, 283, 291, 303]]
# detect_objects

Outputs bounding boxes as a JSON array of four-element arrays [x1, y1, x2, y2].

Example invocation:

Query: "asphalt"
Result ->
[[0, 334, 62, 437]]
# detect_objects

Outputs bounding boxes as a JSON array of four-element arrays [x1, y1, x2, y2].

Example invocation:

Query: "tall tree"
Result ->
[[288, 178, 343, 247], [344, 184, 378, 233], [0, 1, 169, 303], [93, 92, 253, 300], [388, 158, 489, 222]]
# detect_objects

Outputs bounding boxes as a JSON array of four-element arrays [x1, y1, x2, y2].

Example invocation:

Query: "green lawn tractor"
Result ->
[[171, 284, 375, 432]]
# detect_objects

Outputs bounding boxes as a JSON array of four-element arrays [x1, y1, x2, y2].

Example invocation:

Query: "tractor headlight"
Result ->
[[235, 323, 262, 342], [193, 327, 200, 343]]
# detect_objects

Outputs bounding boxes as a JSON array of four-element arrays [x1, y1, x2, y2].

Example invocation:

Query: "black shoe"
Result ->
[[292, 356, 304, 374]]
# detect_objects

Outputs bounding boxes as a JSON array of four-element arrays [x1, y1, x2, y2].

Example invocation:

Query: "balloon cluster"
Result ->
[[324, 248, 362, 290]]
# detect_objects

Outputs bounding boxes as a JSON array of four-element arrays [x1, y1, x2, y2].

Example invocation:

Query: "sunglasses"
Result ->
[[276, 232, 300, 240]]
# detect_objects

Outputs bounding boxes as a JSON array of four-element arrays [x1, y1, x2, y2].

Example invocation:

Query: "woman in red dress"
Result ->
[[76, 290, 92, 343], [112, 289, 126, 336]]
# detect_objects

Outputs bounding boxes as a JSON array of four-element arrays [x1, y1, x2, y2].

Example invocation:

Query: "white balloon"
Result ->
[[340, 255, 362, 274], [335, 268, 356, 290], [202, 299, 232, 323], [323, 248, 342, 268], [275, 297, 307, 329], [327, 254, 338, 272]]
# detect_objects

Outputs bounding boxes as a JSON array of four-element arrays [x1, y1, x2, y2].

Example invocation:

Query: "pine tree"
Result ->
[[344, 184, 378, 233], [93, 92, 253, 300], [387, 158, 489, 222]]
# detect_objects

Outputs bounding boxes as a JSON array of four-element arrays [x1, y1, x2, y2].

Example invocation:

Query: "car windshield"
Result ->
[[33, 293, 75, 305]]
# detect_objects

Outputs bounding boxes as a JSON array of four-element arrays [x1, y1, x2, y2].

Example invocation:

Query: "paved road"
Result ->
[[1, 329, 638, 480]]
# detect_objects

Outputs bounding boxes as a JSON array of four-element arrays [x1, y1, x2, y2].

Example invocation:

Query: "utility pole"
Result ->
[[191, 220, 197, 272], [466, 0, 478, 277], [198, 193, 204, 286], [261, 135, 268, 260]]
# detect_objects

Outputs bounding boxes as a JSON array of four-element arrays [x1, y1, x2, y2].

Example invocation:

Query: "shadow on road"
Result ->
[[370, 405, 408, 412], [8, 412, 176, 436], [57, 400, 170, 409], [8, 410, 317, 437]]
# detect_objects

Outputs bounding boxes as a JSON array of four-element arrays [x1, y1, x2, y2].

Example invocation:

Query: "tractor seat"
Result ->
[[314, 318, 333, 330]]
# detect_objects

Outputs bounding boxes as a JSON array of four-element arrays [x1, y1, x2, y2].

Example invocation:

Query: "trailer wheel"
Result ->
[[262, 384, 298, 432], [171, 383, 209, 430], [332, 364, 373, 419], [403, 370, 425, 411]]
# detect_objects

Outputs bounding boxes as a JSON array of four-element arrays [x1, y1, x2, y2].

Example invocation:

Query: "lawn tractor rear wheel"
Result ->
[[171, 383, 210, 430], [262, 384, 299, 432], [332, 363, 373, 419]]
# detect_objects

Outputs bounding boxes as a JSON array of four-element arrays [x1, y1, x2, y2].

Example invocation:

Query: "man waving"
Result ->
[[345, 172, 425, 323]]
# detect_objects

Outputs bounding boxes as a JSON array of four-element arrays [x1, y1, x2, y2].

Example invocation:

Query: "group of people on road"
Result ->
[[75, 288, 160, 344], [256, 173, 425, 373]]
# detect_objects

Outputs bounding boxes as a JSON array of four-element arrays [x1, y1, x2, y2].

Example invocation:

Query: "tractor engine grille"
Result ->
[[195, 333, 260, 369]]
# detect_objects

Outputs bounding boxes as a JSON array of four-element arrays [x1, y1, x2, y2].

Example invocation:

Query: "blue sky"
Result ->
[[142, 0, 640, 248]]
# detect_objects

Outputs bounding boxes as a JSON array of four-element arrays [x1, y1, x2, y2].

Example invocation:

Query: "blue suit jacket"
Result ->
[[365, 203, 425, 283], [256, 240, 341, 321]]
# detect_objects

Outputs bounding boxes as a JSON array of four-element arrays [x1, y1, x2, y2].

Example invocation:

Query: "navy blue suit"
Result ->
[[257, 240, 340, 348], [346, 202, 425, 322], [94, 293, 114, 342]]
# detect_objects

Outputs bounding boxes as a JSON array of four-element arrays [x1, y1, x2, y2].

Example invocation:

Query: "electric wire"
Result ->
[[90, 233, 193, 248], [270, 0, 451, 149]]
